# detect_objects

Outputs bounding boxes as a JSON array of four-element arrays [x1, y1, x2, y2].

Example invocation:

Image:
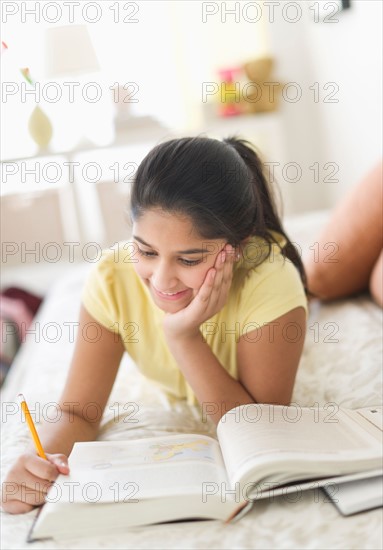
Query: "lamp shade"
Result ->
[[44, 25, 100, 78]]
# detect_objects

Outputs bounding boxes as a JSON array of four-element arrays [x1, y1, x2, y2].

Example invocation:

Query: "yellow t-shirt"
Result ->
[[81, 233, 308, 406]]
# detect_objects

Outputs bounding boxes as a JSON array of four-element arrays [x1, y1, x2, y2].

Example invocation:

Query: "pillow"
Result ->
[[304, 161, 383, 304]]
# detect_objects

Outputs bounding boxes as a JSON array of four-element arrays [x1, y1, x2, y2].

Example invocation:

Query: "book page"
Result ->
[[353, 406, 383, 431], [217, 404, 382, 485], [47, 434, 230, 503]]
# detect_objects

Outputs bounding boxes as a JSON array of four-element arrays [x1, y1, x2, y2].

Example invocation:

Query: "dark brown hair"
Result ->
[[130, 135, 311, 296]]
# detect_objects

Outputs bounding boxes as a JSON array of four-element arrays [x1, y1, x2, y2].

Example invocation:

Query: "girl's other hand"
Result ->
[[1, 452, 69, 514], [162, 243, 236, 341]]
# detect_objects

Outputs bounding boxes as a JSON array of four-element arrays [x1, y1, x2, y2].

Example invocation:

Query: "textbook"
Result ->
[[29, 404, 383, 541]]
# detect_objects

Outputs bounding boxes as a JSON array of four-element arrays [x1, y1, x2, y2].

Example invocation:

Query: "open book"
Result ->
[[29, 404, 382, 541]]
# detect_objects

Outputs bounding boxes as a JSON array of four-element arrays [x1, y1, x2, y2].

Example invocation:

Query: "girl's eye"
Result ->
[[180, 259, 201, 267], [137, 248, 156, 258], [136, 248, 201, 267]]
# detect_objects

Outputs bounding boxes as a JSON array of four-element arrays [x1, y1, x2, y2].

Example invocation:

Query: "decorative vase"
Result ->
[[28, 105, 53, 150]]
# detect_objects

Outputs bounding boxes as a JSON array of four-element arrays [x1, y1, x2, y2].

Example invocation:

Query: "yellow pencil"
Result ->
[[18, 393, 47, 460]]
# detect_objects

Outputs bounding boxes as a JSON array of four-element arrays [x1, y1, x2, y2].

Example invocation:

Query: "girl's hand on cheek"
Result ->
[[162, 244, 236, 341]]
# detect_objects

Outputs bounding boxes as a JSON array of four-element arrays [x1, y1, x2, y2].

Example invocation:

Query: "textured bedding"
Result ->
[[1, 210, 382, 550]]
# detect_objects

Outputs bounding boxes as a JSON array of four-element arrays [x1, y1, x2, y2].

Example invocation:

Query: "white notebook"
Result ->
[[323, 473, 383, 515], [323, 406, 383, 515]]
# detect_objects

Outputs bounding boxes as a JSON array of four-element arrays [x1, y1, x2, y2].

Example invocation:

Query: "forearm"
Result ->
[[30, 411, 99, 457], [166, 333, 255, 424]]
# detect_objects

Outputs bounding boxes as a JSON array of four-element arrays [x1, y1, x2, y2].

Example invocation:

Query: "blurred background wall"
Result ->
[[1, 0, 382, 292], [266, 0, 382, 207]]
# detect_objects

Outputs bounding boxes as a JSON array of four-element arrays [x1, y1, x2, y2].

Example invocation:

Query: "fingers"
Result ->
[[2, 480, 50, 510], [46, 453, 70, 475], [1, 452, 69, 514], [2, 487, 48, 513], [1, 455, 53, 512], [212, 244, 235, 292], [25, 453, 62, 482], [2, 499, 36, 515], [198, 244, 235, 309]]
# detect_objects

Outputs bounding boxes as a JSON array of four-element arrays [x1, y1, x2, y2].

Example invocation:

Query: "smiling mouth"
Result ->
[[151, 284, 190, 300]]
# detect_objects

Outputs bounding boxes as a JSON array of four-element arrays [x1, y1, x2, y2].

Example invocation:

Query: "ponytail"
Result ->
[[223, 136, 311, 297]]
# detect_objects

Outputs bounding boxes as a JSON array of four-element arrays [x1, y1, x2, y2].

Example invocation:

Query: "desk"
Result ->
[[0, 117, 171, 292]]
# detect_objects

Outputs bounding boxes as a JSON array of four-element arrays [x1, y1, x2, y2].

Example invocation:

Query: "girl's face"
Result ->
[[131, 208, 227, 313]]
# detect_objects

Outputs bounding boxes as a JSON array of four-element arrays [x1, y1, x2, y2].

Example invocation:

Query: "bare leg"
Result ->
[[370, 249, 383, 307], [304, 161, 383, 304]]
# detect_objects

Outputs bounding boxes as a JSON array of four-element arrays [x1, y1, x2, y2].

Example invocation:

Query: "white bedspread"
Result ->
[[1, 210, 382, 550]]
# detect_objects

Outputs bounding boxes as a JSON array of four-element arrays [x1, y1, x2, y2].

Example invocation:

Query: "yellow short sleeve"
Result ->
[[238, 255, 308, 333], [81, 248, 120, 333]]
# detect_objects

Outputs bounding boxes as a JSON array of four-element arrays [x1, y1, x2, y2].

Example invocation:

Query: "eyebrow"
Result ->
[[133, 236, 208, 254]]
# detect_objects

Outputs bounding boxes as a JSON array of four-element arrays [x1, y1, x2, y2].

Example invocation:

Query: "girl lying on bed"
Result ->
[[1, 136, 309, 514]]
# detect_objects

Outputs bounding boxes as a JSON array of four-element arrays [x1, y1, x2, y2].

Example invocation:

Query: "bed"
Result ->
[[1, 209, 382, 550]]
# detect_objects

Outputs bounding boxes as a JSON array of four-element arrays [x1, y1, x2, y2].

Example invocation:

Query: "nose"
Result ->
[[151, 260, 178, 292]]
